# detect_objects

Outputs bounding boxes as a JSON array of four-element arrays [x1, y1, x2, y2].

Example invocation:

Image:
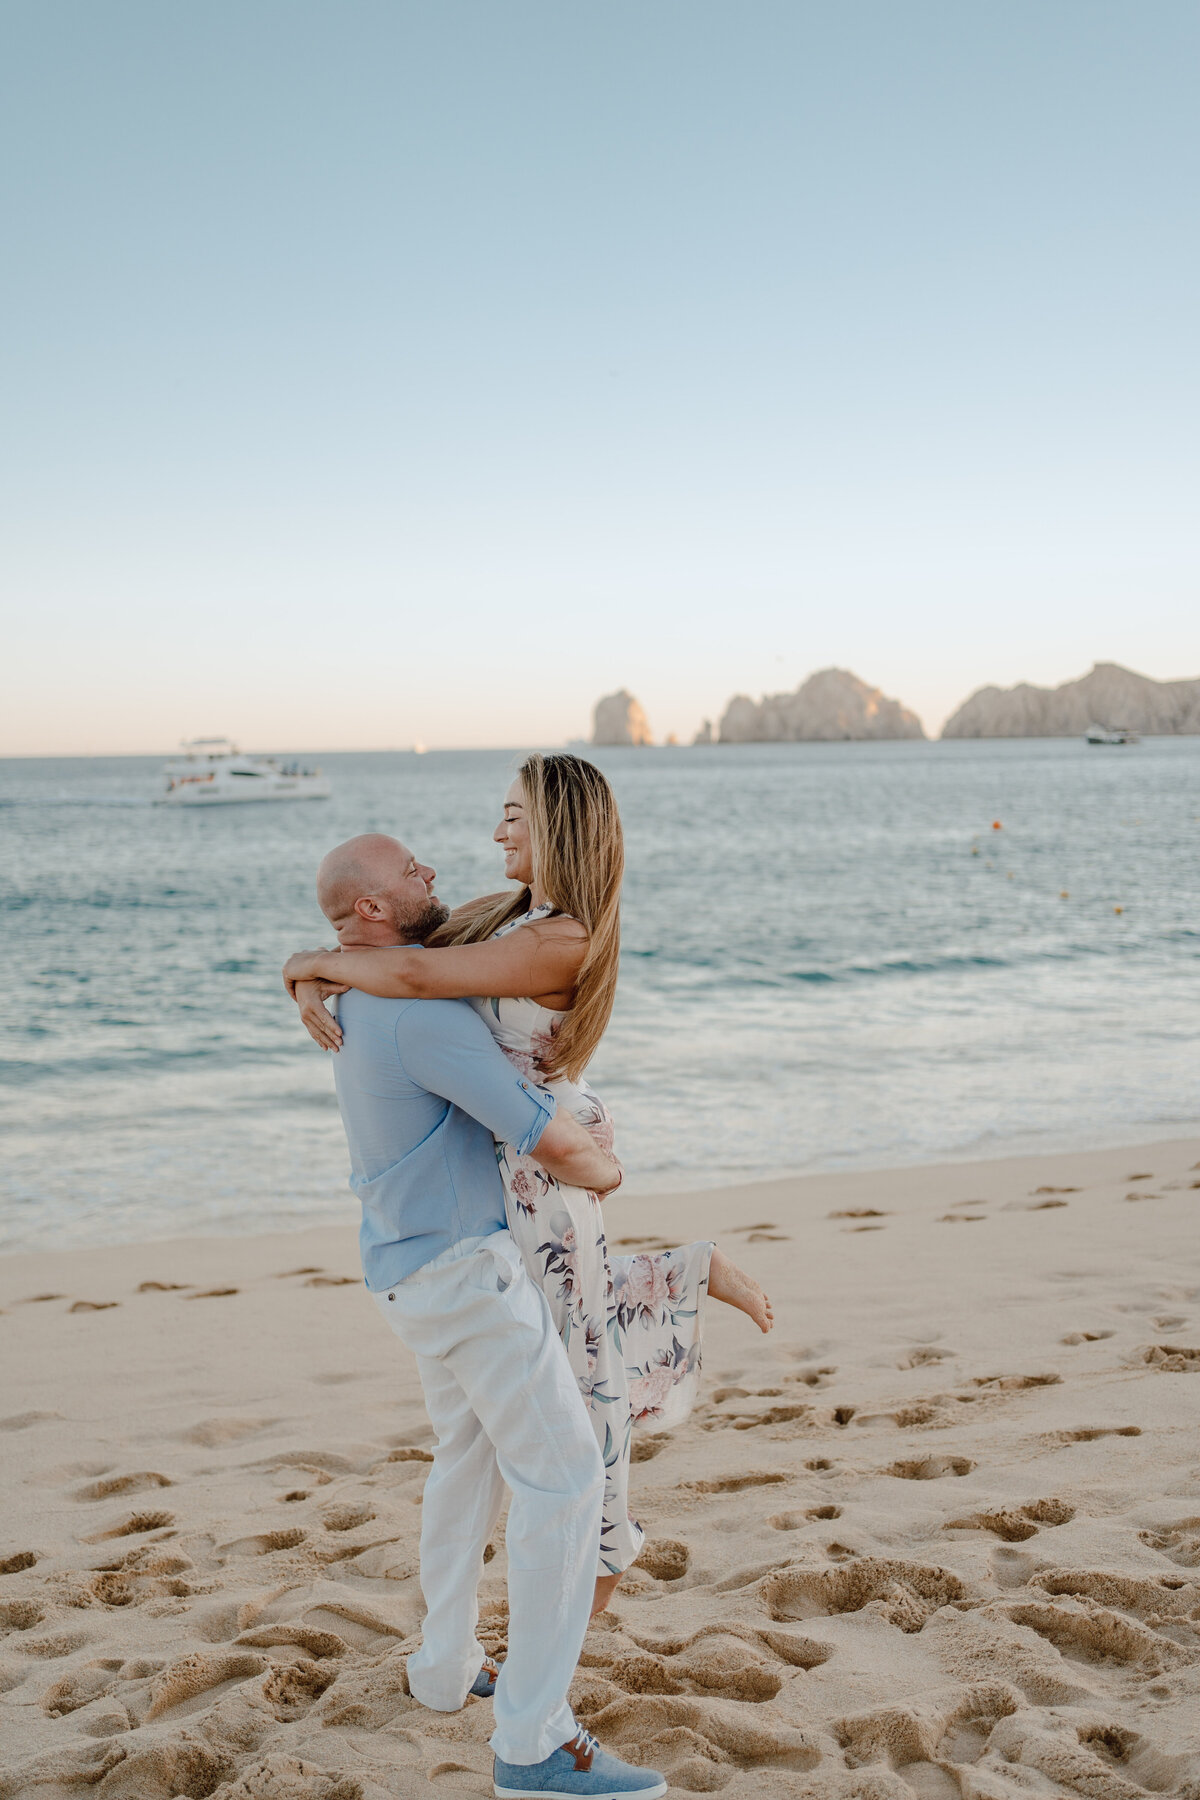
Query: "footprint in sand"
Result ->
[[73, 1472, 173, 1502], [999, 1599, 1189, 1674], [141, 1649, 271, 1721], [136, 1281, 189, 1293], [679, 1471, 789, 1495], [1060, 1329, 1114, 1344], [886, 1455, 975, 1480], [320, 1504, 376, 1532], [1042, 1425, 1141, 1444], [16, 1294, 66, 1304], [0, 1599, 47, 1635], [943, 1498, 1075, 1542], [305, 1275, 360, 1287], [971, 1372, 1061, 1391], [635, 1539, 690, 1581], [184, 1288, 239, 1300], [274, 1267, 325, 1277], [0, 1551, 38, 1574], [828, 1208, 888, 1219], [1139, 1517, 1200, 1568], [81, 1510, 175, 1542], [710, 1400, 814, 1431], [761, 1558, 966, 1631], [181, 1418, 277, 1447], [788, 1365, 837, 1388], [629, 1434, 669, 1463], [896, 1346, 952, 1369], [216, 1528, 309, 1560], [68, 1300, 120, 1312], [0, 1412, 64, 1431], [1138, 1343, 1200, 1372]]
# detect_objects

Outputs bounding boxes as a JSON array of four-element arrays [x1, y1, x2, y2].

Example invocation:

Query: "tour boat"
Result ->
[[161, 739, 332, 805], [1084, 724, 1138, 746]]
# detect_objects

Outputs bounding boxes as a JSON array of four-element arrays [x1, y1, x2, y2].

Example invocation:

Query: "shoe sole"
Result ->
[[494, 1783, 667, 1799]]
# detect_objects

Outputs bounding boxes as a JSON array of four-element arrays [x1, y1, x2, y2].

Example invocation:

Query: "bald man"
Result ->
[[308, 836, 646, 1789]]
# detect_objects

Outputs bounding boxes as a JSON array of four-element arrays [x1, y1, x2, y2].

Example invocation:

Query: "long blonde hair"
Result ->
[[430, 752, 624, 1081]]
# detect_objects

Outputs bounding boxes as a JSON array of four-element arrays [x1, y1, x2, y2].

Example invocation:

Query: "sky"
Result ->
[[2, 1, 1198, 755]]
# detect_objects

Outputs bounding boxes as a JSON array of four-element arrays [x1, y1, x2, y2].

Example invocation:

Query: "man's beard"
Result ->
[[387, 895, 450, 942]]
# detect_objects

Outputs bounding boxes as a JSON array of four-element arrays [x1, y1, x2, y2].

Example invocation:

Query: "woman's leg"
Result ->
[[592, 1571, 622, 1616], [707, 1247, 773, 1333]]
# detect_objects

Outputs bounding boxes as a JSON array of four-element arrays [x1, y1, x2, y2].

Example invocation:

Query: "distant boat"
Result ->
[[161, 739, 332, 805], [1084, 724, 1139, 746]]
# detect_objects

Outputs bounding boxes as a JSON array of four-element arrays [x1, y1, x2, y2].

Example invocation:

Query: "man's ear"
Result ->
[[353, 894, 387, 921]]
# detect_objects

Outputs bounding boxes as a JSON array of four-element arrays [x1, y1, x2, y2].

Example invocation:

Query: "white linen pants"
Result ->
[[372, 1229, 604, 1765]]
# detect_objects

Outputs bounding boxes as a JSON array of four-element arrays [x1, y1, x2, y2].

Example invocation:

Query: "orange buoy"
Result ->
[[992, 820, 1002, 830], [1060, 891, 1069, 899], [1114, 905, 1123, 915]]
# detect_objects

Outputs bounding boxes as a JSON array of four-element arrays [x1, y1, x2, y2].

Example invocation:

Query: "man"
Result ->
[[308, 834, 665, 1800]]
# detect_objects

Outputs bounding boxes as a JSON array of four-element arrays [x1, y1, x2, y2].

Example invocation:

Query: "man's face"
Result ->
[[381, 843, 449, 939]]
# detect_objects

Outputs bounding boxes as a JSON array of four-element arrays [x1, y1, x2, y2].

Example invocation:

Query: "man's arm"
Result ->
[[395, 1000, 622, 1195]]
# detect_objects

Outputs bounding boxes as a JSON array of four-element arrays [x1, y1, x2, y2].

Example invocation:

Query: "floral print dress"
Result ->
[[470, 904, 713, 1577]]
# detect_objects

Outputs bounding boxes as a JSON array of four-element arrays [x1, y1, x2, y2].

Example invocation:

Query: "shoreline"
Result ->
[[4, 1132, 1198, 1796], [4, 1127, 1199, 1265]]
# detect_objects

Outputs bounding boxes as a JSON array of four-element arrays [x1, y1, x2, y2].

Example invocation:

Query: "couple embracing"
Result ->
[[283, 753, 771, 1800]]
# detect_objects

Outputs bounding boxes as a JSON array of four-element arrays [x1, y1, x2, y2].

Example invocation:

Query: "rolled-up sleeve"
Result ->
[[394, 1000, 556, 1156]]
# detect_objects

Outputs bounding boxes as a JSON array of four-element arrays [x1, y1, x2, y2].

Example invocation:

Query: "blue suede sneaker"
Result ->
[[493, 1730, 667, 1799], [469, 1656, 502, 1698]]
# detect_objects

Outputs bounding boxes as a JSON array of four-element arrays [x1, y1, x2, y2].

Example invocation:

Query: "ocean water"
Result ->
[[2, 739, 1198, 1253]]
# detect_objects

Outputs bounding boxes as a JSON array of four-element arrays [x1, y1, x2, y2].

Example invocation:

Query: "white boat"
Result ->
[[1084, 724, 1139, 746], [161, 739, 332, 805]]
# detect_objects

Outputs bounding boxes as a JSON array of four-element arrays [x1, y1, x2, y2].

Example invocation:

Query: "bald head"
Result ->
[[317, 834, 449, 944]]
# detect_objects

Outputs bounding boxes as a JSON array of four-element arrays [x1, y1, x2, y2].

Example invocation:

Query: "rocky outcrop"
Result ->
[[942, 662, 1200, 738], [718, 669, 925, 743], [592, 690, 653, 746]]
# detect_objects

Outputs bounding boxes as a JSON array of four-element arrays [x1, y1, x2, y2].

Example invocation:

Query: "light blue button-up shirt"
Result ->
[[330, 987, 556, 1291]]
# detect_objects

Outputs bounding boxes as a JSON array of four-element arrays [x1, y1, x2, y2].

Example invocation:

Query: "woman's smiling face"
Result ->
[[494, 777, 534, 886]]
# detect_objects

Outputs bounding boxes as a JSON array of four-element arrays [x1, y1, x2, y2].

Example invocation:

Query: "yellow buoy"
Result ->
[[1060, 891, 1069, 899], [1113, 906, 1123, 915]]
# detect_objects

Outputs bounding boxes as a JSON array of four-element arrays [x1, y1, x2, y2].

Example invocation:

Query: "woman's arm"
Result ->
[[282, 917, 587, 1007]]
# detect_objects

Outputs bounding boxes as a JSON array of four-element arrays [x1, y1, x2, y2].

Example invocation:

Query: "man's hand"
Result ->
[[283, 948, 336, 1000], [535, 1113, 623, 1196], [293, 978, 349, 1050]]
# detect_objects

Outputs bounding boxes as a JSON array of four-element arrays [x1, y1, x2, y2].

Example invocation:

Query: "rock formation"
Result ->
[[942, 662, 1200, 738], [592, 689, 653, 746], [718, 669, 925, 742]]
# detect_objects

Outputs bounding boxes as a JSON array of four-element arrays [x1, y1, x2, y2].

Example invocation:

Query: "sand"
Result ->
[[2, 1137, 1199, 1799]]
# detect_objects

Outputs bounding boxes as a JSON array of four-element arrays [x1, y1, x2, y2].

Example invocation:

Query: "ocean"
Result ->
[[3, 738, 1198, 1253]]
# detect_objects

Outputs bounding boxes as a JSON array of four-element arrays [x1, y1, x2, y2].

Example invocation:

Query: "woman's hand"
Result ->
[[283, 948, 337, 1000], [293, 979, 348, 1051]]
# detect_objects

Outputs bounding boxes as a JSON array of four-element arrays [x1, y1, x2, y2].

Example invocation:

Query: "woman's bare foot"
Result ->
[[708, 1247, 774, 1333], [592, 1571, 621, 1617]]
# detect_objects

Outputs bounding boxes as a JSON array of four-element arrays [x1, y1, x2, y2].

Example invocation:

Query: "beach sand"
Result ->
[[2, 1137, 1199, 1799]]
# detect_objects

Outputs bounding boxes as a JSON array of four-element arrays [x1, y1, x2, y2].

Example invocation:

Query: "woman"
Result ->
[[284, 752, 772, 1615]]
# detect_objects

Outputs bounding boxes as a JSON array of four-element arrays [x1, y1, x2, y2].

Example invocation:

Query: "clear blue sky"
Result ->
[[3, 1, 1197, 753]]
